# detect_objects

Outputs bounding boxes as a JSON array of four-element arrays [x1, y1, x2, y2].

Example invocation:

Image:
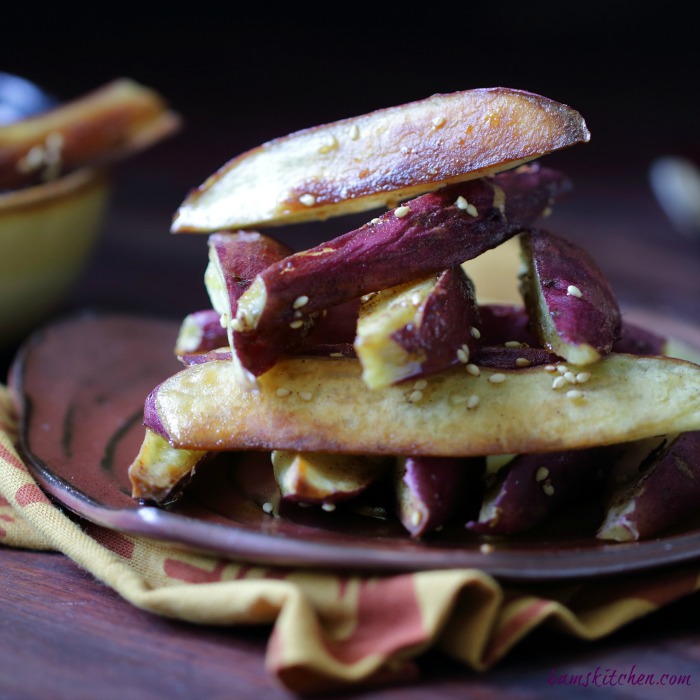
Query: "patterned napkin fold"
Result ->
[[1, 383, 699, 694]]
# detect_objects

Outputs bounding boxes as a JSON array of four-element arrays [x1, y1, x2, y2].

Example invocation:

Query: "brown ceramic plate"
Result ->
[[10, 311, 700, 581]]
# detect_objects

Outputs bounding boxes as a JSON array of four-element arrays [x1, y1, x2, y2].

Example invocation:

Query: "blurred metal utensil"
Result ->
[[649, 155, 700, 240]]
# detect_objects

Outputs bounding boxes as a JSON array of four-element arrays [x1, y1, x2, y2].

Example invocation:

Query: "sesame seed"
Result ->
[[455, 195, 468, 209], [330, 352, 344, 358], [293, 295, 309, 309], [409, 390, 423, 403], [576, 372, 591, 383], [432, 116, 446, 128], [262, 502, 274, 513], [230, 318, 244, 332], [413, 379, 428, 391], [552, 376, 567, 390], [394, 205, 411, 218], [361, 292, 376, 302], [466, 363, 480, 376], [45, 132, 64, 150], [299, 193, 316, 207], [541, 206, 553, 218], [299, 391, 314, 402], [450, 394, 469, 405], [567, 390, 584, 400], [564, 371, 577, 384], [289, 320, 304, 329], [480, 543, 495, 554], [410, 510, 422, 526], [488, 373, 506, 384], [470, 327, 481, 339], [515, 357, 531, 368], [467, 395, 480, 410], [318, 135, 338, 154], [556, 365, 569, 374], [276, 387, 291, 398], [349, 124, 360, 140], [504, 340, 522, 348], [542, 483, 555, 496], [457, 348, 469, 363], [535, 467, 549, 482], [465, 203, 478, 217], [370, 217, 381, 224], [219, 313, 229, 329], [567, 285, 583, 298], [322, 502, 336, 512], [544, 365, 558, 373]]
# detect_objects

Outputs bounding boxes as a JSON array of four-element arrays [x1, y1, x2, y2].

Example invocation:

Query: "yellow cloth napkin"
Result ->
[[1, 384, 699, 694]]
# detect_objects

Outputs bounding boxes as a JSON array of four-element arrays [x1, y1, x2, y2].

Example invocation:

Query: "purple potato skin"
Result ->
[[466, 447, 613, 535], [175, 309, 228, 356], [209, 230, 293, 307], [612, 321, 666, 356], [390, 266, 481, 381], [478, 304, 541, 347], [233, 166, 571, 377], [520, 229, 622, 360], [472, 346, 558, 369], [397, 456, 486, 538], [597, 431, 700, 541], [477, 304, 665, 358]]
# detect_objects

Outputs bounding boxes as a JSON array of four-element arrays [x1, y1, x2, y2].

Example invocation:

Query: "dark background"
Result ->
[[5, 4, 698, 166], [3, 3, 700, 336]]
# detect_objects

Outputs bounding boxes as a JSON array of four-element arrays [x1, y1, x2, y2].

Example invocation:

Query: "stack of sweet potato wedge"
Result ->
[[128, 87, 700, 543]]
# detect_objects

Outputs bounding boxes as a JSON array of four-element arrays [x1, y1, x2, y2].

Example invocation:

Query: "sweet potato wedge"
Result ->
[[613, 320, 667, 356], [231, 166, 569, 383], [355, 267, 480, 389], [204, 230, 293, 325], [519, 229, 622, 365], [128, 429, 208, 503], [0, 78, 181, 190], [143, 352, 700, 456], [597, 431, 700, 541], [395, 456, 485, 538], [174, 309, 227, 357], [272, 451, 388, 504], [466, 447, 613, 535], [171, 87, 589, 232]]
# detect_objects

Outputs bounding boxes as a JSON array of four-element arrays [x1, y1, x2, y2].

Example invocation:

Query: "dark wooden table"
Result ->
[[3, 122, 700, 699]]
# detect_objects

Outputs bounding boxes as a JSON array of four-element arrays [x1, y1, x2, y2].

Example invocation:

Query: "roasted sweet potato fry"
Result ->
[[272, 451, 388, 505], [171, 87, 589, 231], [231, 166, 570, 383], [355, 267, 480, 389], [143, 353, 700, 456], [519, 229, 622, 365], [597, 431, 700, 541], [174, 309, 227, 357], [395, 456, 485, 538], [0, 78, 181, 190], [204, 230, 293, 326], [128, 429, 208, 503], [466, 447, 614, 535]]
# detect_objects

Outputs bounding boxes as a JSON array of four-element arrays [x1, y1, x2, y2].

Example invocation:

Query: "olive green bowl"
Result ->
[[0, 167, 111, 346]]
